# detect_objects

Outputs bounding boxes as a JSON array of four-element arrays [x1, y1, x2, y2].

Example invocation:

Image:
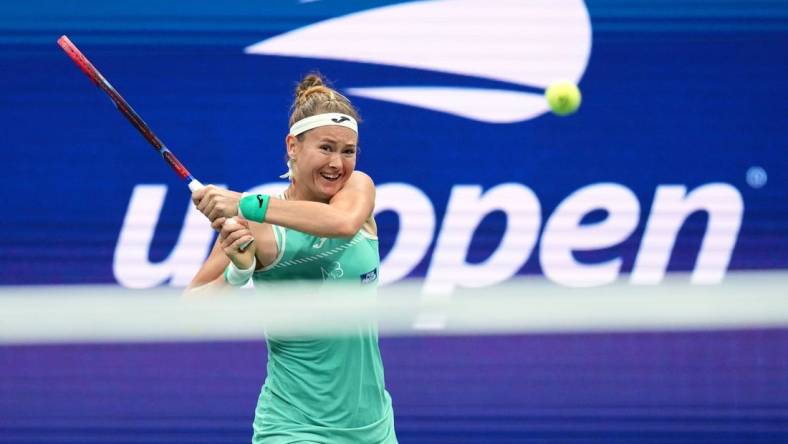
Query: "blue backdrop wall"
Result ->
[[1, 2, 787, 443], [2, 0, 786, 287]]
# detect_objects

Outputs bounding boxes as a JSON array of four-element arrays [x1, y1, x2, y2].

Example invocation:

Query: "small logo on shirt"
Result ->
[[321, 261, 344, 281], [360, 268, 378, 285]]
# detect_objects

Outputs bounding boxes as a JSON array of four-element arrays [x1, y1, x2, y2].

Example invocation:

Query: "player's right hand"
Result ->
[[192, 185, 241, 224], [219, 217, 256, 269]]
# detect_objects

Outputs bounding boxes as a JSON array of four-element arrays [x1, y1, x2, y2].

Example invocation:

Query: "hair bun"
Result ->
[[295, 73, 326, 101], [288, 72, 360, 127]]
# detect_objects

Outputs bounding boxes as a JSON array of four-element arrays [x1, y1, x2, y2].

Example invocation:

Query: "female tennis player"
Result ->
[[188, 73, 397, 444]]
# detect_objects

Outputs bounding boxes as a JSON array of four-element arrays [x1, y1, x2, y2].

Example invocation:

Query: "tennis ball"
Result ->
[[545, 81, 582, 116]]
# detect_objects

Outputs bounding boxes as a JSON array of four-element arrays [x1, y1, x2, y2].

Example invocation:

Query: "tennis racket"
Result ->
[[58, 35, 254, 251], [57, 35, 204, 192]]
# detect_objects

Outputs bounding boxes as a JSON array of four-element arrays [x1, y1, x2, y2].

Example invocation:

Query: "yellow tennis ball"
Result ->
[[545, 81, 582, 116]]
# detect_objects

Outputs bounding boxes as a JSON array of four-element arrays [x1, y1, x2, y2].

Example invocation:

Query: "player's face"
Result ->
[[290, 125, 358, 202]]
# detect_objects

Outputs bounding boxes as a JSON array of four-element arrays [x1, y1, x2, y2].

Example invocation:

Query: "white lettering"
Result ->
[[375, 183, 436, 285], [424, 183, 541, 294], [112, 181, 745, 290], [540, 183, 640, 287], [113, 185, 215, 288], [631, 183, 744, 284]]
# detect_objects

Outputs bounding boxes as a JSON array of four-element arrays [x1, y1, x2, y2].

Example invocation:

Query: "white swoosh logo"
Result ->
[[245, 0, 592, 123]]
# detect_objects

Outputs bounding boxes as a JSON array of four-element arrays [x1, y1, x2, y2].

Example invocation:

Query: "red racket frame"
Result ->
[[57, 35, 203, 191]]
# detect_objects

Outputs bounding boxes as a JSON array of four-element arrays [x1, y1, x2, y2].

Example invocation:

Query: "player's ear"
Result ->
[[285, 134, 299, 159]]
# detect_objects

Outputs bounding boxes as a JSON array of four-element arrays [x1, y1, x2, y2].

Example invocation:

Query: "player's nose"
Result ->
[[328, 153, 342, 168]]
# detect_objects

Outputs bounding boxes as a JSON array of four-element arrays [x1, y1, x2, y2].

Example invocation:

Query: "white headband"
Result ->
[[289, 112, 358, 136], [280, 112, 359, 180]]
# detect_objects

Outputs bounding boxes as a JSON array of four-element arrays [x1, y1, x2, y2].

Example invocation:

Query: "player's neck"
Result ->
[[284, 183, 324, 203]]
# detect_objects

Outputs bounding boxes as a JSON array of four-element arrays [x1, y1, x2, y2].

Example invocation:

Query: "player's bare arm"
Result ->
[[192, 171, 375, 238]]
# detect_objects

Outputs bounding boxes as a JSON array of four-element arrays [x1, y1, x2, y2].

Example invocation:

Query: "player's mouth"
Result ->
[[320, 171, 341, 182]]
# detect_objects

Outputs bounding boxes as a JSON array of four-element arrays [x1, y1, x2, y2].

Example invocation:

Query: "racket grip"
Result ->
[[239, 238, 255, 252], [188, 178, 204, 192]]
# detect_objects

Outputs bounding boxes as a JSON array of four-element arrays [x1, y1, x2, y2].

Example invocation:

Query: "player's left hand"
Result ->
[[211, 217, 230, 232], [219, 217, 256, 269], [192, 185, 242, 224]]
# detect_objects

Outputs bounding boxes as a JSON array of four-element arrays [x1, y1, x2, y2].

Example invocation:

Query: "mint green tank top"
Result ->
[[250, 223, 397, 444]]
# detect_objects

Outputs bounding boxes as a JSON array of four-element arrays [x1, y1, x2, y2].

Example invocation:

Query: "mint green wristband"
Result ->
[[239, 194, 270, 223]]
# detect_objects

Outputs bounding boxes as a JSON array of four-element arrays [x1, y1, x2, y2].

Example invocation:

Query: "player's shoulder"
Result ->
[[347, 170, 375, 187], [249, 221, 277, 241]]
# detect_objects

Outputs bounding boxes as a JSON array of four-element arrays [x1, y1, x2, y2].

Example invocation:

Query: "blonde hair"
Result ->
[[289, 73, 361, 136]]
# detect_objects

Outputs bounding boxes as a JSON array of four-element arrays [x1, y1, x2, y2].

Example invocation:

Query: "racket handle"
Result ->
[[188, 178, 204, 192], [239, 238, 255, 252]]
